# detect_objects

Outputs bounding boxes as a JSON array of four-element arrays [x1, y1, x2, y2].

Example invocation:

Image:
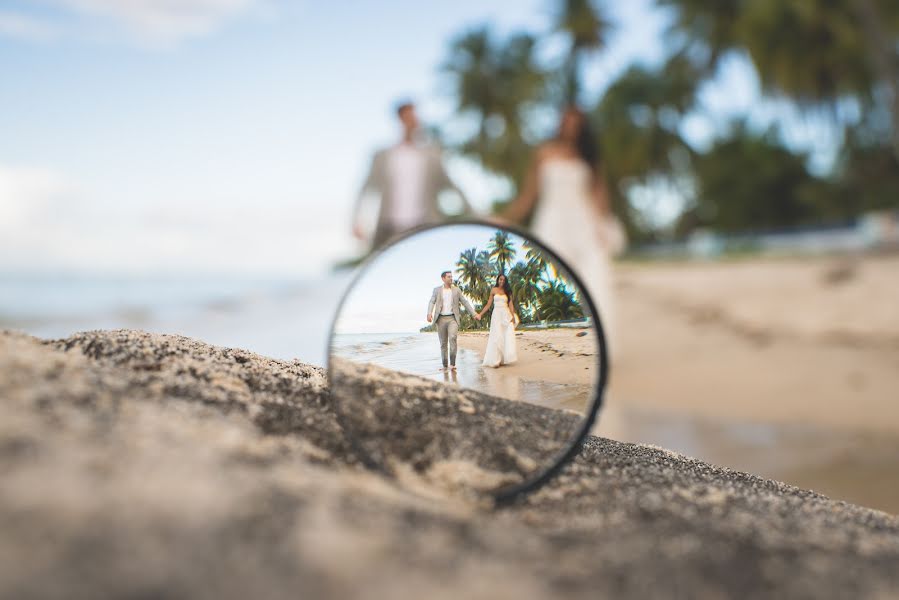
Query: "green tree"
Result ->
[[552, 0, 613, 103], [536, 280, 584, 321], [591, 55, 699, 240], [681, 123, 819, 233], [810, 126, 899, 219], [508, 260, 541, 323], [487, 229, 517, 273], [523, 240, 549, 275], [441, 27, 547, 185], [660, 0, 899, 157], [456, 248, 486, 300]]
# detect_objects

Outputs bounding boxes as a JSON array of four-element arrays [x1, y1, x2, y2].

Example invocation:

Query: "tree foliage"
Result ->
[[439, 0, 899, 241]]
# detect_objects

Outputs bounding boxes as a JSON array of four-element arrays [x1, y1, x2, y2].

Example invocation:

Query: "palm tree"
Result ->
[[441, 27, 547, 185], [522, 240, 549, 277], [552, 0, 613, 103], [487, 230, 517, 273], [508, 260, 541, 322], [851, 0, 899, 160], [740, 1, 874, 107], [660, 0, 895, 148], [535, 280, 584, 321], [656, 0, 744, 75], [456, 247, 483, 296], [591, 54, 699, 240]]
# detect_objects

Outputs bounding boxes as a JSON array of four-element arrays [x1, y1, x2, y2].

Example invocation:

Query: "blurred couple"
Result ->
[[354, 102, 624, 353], [427, 271, 519, 371], [352, 101, 471, 249]]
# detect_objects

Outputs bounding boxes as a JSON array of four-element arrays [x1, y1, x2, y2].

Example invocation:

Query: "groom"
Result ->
[[427, 271, 480, 371]]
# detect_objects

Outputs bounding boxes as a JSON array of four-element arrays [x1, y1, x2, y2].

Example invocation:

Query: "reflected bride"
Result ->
[[477, 273, 519, 368]]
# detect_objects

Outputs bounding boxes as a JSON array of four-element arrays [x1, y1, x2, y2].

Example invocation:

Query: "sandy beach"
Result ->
[[456, 328, 598, 413], [459, 254, 899, 435], [597, 253, 899, 513], [454, 254, 899, 513], [457, 328, 598, 385], [608, 253, 899, 434], [2, 328, 898, 599]]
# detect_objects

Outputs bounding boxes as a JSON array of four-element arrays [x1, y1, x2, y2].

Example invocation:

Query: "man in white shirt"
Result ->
[[427, 270, 480, 371], [353, 101, 471, 250]]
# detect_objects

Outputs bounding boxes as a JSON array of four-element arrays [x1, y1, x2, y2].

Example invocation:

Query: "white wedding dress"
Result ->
[[530, 158, 617, 353], [482, 294, 518, 367]]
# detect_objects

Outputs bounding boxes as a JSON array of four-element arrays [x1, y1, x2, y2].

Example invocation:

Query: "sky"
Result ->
[[0, 0, 832, 278]]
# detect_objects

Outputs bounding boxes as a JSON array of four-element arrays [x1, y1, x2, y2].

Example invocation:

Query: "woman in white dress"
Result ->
[[501, 106, 623, 355], [476, 274, 519, 368]]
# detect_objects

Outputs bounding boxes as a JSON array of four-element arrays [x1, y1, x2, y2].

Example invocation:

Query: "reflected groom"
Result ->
[[427, 271, 480, 371]]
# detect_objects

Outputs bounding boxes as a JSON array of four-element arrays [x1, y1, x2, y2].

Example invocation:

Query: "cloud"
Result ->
[[0, 165, 71, 227], [0, 0, 276, 46], [0, 163, 352, 276], [0, 11, 59, 42], [58, 0, 267, 42]]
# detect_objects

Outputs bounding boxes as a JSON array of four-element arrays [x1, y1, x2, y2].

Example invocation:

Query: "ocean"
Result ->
[[0, 272, 354, 366]]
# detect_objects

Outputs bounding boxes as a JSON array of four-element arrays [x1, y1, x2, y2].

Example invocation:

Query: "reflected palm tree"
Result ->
[[509, 260, 540, 322], [456, 248, 483, 295], [536, 280, 584, 321], [487, 230, 517, 274], [455, 230, 585, 326], [523, 240, 549, 275]]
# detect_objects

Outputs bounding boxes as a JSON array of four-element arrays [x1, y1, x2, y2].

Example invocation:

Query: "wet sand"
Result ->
[[456, 328, 598, 412], [604, 253, 899, 513], [457, 328, 598, 386]]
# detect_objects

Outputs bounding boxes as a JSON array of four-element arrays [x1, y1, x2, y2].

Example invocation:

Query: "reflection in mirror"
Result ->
[[329, 223, 606, 499]]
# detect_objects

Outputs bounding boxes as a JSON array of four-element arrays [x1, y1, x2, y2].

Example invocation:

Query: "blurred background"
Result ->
[[2, 1, 898, 512]]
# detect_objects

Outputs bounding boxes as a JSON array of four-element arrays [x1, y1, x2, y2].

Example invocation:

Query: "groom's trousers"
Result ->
[[436, 315, 458, 367]]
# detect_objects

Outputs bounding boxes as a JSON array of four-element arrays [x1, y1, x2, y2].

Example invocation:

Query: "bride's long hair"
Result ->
[[557, 105, 600, 177], [495, 273, 513, 299]]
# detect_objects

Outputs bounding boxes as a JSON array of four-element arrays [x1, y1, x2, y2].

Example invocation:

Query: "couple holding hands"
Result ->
[[427, 270, 518, 372]]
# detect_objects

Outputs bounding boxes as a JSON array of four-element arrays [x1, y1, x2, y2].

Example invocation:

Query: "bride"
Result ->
[[501, 105, 624, 354], [476, 274, 519, 368]]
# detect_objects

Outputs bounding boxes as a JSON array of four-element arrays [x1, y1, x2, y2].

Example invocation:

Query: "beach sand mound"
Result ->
[[1, 329, 897, 599]]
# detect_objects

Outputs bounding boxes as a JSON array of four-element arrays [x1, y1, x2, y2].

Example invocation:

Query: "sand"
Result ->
[[455, 328, 599, 413], [456, 254, 899, 513], [2, 328, 898, 599], [454, 254, 899, 434], [457, 328, 599, 387], [607, 254, 899, 434]]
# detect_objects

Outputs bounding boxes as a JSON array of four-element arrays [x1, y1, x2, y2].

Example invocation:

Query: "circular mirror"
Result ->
[[328, 222, 608, 503]]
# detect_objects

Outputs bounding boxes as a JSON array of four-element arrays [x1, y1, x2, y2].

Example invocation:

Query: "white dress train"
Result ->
[[530, 158, 617, 354], [482, 294, 518, 367]]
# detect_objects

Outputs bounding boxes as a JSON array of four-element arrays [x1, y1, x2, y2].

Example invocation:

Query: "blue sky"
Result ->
[[0, 0, 835, 277]]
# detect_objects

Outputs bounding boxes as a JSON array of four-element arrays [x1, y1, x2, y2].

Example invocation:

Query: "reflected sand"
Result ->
[[333, 335, 594, 415]]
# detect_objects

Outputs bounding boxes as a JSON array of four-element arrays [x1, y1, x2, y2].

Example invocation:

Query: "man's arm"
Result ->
[[459, 291, 477, 318], [435, 151, 472, 215], [352, 150, 383, 239], [426, 287, 438, 323]]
